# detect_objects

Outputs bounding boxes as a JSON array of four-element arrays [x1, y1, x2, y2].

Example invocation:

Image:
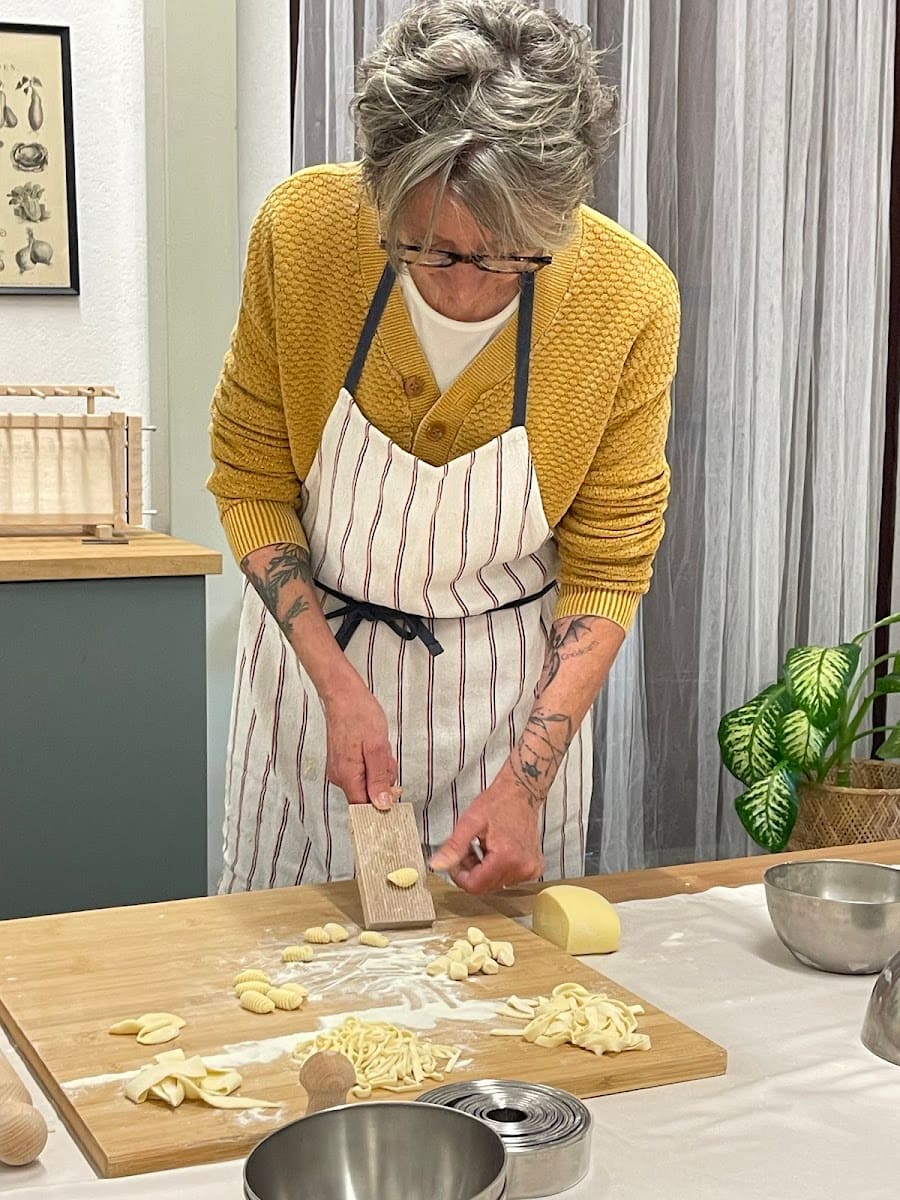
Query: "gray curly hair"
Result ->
[[352, 0, 617, 256]]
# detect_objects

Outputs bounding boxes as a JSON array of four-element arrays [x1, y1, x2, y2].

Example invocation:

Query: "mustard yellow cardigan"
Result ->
[[208, 164, 680, 631]]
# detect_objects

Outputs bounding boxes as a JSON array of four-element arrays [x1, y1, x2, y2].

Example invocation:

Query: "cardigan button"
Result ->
[[428, 422, 446, 441], [403, 375, 425, 397]]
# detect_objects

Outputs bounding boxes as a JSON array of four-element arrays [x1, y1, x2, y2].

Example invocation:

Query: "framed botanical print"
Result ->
[[0, 23, 79, 295]]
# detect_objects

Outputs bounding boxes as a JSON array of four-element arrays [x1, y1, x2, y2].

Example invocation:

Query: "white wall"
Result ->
[[150, 0, 291, 894], [200, 0, 291, 891], [0, 1, 149, 445]]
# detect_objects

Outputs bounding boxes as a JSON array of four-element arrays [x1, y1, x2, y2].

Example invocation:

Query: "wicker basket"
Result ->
[[789, 759, 900, 850]]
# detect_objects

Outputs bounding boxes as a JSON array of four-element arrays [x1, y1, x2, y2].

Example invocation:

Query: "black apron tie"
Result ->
[[316, 578, 557, 656]]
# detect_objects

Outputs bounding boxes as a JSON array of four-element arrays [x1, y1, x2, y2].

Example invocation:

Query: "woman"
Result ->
[[209, 0, 679, 895]]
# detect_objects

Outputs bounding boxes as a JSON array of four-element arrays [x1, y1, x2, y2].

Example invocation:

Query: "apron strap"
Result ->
[[316, 578, 557, 656], [511, 269, 535, 429], [343, 262, 396, 396], [345, 259, 535, 428]]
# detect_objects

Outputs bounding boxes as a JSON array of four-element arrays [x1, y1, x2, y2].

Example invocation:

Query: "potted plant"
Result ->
[[718, 613, 900, 851]]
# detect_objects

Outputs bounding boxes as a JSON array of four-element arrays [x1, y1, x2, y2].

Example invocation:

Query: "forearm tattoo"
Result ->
[[511, 617, 602, 808], [242, 542, 313, 642]]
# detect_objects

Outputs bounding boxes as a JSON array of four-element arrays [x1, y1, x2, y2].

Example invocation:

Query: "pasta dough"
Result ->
[[359, 931, 390, 948], [282, 944, 314, 963], [234, 979, 271, 998], [386, 868, 419, 889], [490, 983, 650, 1055], [292, 1017, 461, 1098], [532, 885, 621, 955], [125, 1048, 278, 1110], [108, 1012, 186, 1046]]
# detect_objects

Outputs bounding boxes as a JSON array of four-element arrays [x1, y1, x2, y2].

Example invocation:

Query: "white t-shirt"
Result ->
[[398, 271, 519, 394]]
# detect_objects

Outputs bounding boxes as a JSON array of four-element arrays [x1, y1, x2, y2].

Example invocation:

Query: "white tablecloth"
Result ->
[[1, 879, 898, 1199]]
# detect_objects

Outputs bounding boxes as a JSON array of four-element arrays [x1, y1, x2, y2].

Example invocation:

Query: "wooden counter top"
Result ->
[[489, 839, 900, 918], [0, 531, 222, 582]]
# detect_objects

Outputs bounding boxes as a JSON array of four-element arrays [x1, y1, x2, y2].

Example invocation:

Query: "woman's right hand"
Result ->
[[322, 680, 398, 809]]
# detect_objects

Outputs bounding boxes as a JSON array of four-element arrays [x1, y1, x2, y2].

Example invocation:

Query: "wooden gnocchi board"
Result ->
[[0, 880, 726, 1178]]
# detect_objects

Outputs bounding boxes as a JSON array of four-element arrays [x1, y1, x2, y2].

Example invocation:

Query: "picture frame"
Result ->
[[0, 23, 79, 295]]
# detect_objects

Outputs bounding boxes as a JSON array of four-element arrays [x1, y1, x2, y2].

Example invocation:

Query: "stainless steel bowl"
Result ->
[[862, 947, 900, 1065], [764, 860, 900, 974], [244, 1101, 507, 1200]]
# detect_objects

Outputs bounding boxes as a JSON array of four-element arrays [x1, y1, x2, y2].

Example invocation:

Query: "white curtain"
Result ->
[[292, 0, 895, 869]]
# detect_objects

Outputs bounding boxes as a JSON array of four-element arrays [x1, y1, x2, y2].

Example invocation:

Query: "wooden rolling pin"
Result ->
[[0, 1049, 47, 1167], [298, 1051, 356, 1116]]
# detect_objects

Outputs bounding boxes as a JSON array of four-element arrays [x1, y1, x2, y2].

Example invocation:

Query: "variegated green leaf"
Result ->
[[784, 643, 860, 729], [718, 686, 785, 786], [874, 673, 900, 695], [777, 709, 830, 773], [876, 723, 900, 760], [734, 768, 798, 852]]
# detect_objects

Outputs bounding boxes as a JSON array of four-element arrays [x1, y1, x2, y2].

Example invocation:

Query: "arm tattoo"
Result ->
[[537, 616, 600, 693], [511, 616, 603, 808], [242, 542, 313, 642], [512, 709, 574, 808]]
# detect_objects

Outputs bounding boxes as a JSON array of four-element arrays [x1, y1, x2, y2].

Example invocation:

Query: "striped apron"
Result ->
[[220, 265, 592, 891]]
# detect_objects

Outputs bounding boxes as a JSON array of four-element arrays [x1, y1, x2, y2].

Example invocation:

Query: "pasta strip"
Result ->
[[292, 1017, 461, 1097], [490, 983, 651, 1056]]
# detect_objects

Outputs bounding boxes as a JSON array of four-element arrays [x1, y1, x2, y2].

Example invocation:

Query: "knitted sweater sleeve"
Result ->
[[554, 270, 680, 630], [207, 197, 308, 563]]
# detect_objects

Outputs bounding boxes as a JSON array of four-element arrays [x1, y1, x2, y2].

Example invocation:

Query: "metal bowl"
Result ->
[[862, 947, 900, 1065], [764, 860, 900, 974], [244, 1101, 507, 1200]]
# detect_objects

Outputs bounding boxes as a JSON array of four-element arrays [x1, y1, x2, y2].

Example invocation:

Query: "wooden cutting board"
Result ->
[[0, 880, 726, 1178]]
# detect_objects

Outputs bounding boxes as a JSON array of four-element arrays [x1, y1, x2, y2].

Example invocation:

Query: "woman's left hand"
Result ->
[[429, 762, 544, 893]]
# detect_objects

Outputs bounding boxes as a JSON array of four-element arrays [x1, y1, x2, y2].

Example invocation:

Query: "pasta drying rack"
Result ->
[[0, 385, 144, 543]]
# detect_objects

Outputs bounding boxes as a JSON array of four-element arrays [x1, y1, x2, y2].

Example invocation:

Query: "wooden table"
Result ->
[[490, 838, 900, 917]]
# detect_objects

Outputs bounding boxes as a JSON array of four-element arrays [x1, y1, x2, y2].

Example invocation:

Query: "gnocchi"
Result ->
[[234, 980, 271, 998], [233, 969, 271, 986], [386, 867, 419, 889], [359, 931, 390, 948], [303, 926, 332, 944], [240, 990, 276, 1014], [268, 987, 305, 1011], [323, 922, 350, 943], [467, 927, 487, 947], [281, 944, 314, 963]]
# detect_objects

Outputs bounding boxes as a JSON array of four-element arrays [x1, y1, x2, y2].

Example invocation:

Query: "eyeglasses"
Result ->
[[381, 239, 552, 275]]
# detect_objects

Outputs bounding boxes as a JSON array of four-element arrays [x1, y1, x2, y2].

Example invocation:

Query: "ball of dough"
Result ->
[[532, 885, 621, 955]]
